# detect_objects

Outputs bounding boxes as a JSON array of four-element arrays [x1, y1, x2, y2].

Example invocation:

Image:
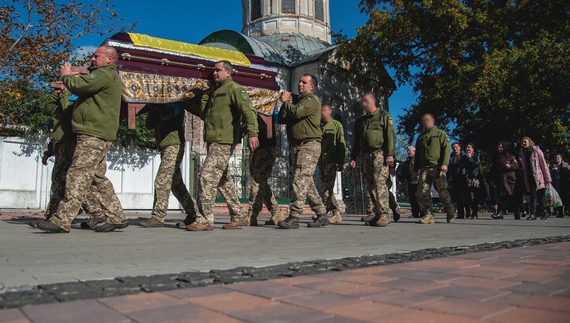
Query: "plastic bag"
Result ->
[[544, 184, 563, 208]]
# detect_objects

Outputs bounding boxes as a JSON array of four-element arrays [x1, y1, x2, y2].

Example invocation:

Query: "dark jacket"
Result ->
[[497, 153, 518, 196], [462, 152, 481, 180]]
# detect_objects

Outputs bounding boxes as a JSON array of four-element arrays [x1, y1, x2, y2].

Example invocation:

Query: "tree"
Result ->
[[336, 0, 570, 158], [0, 1, 153, 150]]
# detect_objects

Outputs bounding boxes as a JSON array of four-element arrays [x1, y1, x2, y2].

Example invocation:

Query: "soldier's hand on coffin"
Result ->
[[248, 136, 259, 152], [60, 63, 76, 77], [281, 91, 293, 102]]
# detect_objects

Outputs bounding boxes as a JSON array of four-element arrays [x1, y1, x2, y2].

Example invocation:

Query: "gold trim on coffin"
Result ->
[[120, 71, 280, 116]]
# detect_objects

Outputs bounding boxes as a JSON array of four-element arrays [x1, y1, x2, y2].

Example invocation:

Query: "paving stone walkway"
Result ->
[[1, 242, 569, 323]]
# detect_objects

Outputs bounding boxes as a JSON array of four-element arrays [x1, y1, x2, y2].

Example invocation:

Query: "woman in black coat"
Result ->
[[462, 143, 482, 219], [491, 142, 520, 219]]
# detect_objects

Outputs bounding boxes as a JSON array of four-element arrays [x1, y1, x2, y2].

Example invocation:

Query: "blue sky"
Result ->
[[78, 0, 415, 120]]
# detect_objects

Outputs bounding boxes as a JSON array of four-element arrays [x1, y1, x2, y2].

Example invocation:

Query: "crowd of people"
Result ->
[[398, 138, 570, 221], [29, 45, 568, 233]]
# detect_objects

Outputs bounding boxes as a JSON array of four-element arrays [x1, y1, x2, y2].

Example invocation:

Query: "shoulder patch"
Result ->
[[239, 88, 249, 101], [87, 73, 98, 80]]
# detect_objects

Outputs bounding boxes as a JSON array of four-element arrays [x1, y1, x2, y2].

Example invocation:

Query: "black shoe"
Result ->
[[456, 215, 465, 219], [80, 216, 107, 230], [514, 213, 521, 220], [541, 213, 550, 220], [556, 214, 564, 218], [94, 222, 129, 232], [308, 214, 330, 228], [527, 214, 537, 220], [37, 221, 68, 233], [361, 214, 375, 222], [471, 214, 478, 219], [393, 209, 401, 222], [176, 215, 196, 228], [29, 219, 44, 228], [491, 212, 504, 220], [278, 216, 299, 229]]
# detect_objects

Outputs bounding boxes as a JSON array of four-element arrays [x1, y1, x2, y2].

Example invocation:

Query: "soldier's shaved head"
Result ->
[[91, 46, 118, 67], [101, 46, 119, 63]]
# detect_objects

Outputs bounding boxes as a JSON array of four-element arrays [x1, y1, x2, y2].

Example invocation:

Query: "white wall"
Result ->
[[0, 137, 189, 211]]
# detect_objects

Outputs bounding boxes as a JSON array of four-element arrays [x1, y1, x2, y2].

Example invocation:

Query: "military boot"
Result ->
[[139, 217, 164, 228], [37, 221, 69, 233], [419, 214, 435, 224], [308, 214, 330, 228], [370, 216, 391, 227], [186, 222, 214, 231], [278, 216, 299, 229], [265, 212, 286, 225], [222, 218, 249, 230], [447, 211, 456, 223], [361, 213, 375, 222], [329, 211, 343, 224], [176, 215, 196, 228], [95, 222, 129, 232], [29, 219, 44, 228], [392, 207, 401, 222], [80, 216, 107, 230]]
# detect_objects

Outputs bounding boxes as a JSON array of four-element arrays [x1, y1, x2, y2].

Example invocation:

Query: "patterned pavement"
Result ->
[[1, 241, 569, 323]]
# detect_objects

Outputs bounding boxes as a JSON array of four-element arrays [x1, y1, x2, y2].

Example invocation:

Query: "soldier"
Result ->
[[278, 74, 329, 229], [318, 104, 346, 224], [36, 46, 128, 233], [30, 86, 106, 229], [396, 146, 422, 218], [139, 104, 198, 228], [188, 61, 259, 231], [248, 114, 285, 226], [412, 113, 455, 224], [350, 93, 396, 227]]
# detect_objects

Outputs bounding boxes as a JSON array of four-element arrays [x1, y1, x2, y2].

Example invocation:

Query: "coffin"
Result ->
[[102, 33, 281, 134]]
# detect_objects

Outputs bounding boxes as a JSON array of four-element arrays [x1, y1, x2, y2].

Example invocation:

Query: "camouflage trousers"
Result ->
[[418, 167, 453, 216], [248, 146, 281, 218], [50, 135, 126, 231], [364, 179, 398, 216], [151, 144, 197, 222], [319, 163, 340, 214], [290, 141, 326, 218], [196, 143, 244, 225], [45, 141, 104, 220], [362, 150, 390, 219]]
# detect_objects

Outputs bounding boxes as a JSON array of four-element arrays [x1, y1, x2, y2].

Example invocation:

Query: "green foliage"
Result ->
[[115, 113, 156, 151], [336, 0, 570, 158]]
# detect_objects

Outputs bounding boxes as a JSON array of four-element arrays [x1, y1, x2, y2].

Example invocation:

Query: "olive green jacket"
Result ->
[[41, 90, 75, 143], [200, 77, 258, 144], [62, 64, 122, 142], [413, 126, 451, 171], [278, 92, 322, 145], [320, 118, 346, 165], [145, 106, 185, 149], [350, 108, 396, 160]]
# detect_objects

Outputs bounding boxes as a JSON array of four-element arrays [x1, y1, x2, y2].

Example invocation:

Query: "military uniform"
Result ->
[[319, 118, 346, 219], [41, 91, 104, 223], [248, 115, 284, 225], [140, 106, 198, 227], [193, 77, 258, 229], [351, 108, 395, 226], [42, 64, 127, 232], [414, 126, 454, 223], [279, 92, 327, 222]]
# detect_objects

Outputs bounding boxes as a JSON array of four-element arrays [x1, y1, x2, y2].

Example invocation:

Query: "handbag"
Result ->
[[544, 184, 563, 208]]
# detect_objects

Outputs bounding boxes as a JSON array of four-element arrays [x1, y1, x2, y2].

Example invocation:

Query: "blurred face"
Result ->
[[360, 95, 376, 114], [497, 143, 503, 153], [91, 47, 112, 67], [407, 148, 415, 158], [298, 75, 315, 95], [555, 156, 562, 164], [321, 105, 332, 122], [521, 139, 531, 149], [466, 145, 474, 154], [421, 114, 435, 129], [213, 62, 232, 82], [452, 144, 461, 155]]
